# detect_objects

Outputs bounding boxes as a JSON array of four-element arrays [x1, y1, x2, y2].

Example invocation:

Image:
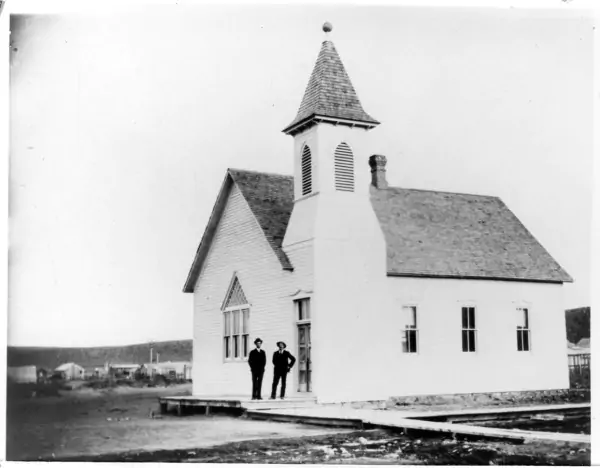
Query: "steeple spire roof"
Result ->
[[282, 24, 380, 135]]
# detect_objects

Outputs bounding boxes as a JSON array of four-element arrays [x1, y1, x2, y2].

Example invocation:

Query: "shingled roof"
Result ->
[[370, 187, 572, 283], [228, 169, 294, 271], [183, 169, 294, 293], [184, 170, 572, 292], [282, 40, 380, 135]]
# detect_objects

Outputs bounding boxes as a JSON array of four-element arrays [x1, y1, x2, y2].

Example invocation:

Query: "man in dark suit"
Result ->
[[248, 338, 266, 400], [270, 341, 296, 400]]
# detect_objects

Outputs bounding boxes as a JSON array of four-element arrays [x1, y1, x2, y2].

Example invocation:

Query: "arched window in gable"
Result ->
[[334, 142, 354, 192], [301, 144, 312, 196], [222, 274, 250, 361]]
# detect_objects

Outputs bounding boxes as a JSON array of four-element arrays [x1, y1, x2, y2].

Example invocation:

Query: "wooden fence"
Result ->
[[568, 353, 590, 389]]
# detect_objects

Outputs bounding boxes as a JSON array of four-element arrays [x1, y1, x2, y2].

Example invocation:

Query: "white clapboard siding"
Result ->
[[192, 184, 301, 396], [379, 277, 569, 398]]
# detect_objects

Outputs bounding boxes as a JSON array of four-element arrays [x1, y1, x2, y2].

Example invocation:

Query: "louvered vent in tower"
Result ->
[[334, 143, 354, 192], [301, 145, 312, 196]]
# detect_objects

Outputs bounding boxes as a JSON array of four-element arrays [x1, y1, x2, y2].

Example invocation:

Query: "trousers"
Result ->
[[271, 369, 288, 398], [251, 370, 264, 399]]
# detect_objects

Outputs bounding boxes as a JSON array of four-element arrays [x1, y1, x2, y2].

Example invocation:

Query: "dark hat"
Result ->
[[276, 341, 286, 348], [254, 338, 263, 344]]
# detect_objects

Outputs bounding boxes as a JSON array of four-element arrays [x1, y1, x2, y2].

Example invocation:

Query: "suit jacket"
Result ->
[[248, 348, 266, 372], [272, 350, 296, 372]]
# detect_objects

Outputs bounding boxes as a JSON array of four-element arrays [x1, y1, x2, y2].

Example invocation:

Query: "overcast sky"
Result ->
[[8, 6, 594, 347]]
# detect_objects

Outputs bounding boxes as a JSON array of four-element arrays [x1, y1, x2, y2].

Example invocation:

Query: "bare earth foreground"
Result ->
[[6, 383, 590, 465], [6, 383, 350, 461]]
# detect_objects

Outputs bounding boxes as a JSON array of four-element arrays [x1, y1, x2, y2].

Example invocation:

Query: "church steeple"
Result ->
[[282, 23, 380, 136]]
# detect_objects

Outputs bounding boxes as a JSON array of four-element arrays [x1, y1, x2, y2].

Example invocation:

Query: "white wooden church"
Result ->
[[183, 24, 572, 403]]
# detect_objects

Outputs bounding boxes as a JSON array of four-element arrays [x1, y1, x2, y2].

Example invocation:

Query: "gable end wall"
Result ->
[[191, 184, 296, 395]]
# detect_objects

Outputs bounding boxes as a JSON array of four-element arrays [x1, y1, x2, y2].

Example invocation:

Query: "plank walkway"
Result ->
[[159, 394, 317, 414], [246, 403, 591, 445]]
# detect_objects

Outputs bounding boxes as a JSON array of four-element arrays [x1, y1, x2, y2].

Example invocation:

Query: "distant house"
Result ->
[[54, 362, 85, 380], [143, 361, 192, 381], [7, 365, 37, 384], [91, 365, 109, 379], [37, 368, 49, 383], [109, 364, 140, 380], [83, 365, 108, 379]]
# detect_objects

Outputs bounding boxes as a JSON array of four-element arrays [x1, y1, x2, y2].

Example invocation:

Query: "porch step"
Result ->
[[242, 398, 317, 411]]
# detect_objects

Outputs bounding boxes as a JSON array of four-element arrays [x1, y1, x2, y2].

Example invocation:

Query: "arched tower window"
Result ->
[[301, 145, 312, 196], [334, 142, 354, 192]]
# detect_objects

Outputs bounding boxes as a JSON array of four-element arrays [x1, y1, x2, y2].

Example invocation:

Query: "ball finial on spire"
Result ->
[[323, 22, 333, 33]]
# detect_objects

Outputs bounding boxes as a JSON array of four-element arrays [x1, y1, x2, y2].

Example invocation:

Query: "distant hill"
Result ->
[[566, 307, 590, 345], [7, 339, 192, 370]]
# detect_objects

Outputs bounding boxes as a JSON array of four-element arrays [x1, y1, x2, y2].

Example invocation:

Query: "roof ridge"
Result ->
[[385, 185, 501, 199], [227, 167, 291, 178], [185, 168, 573, 291]]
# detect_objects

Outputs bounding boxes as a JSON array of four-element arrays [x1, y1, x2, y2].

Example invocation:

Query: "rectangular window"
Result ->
[[233, 310, 241, 358], [224, 308, 251, 360], [402, 306, 418, 353], [517, 307, 531, 351], [461, 307, 476, 352], [242, 308, 250, 357], [223, 311, 231, 359], [297, 298, 311, 321]]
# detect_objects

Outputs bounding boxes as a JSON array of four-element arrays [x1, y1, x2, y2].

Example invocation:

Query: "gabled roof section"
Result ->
[[228, 169, 294, 271], [184, 169, 572, 292], [282, 40, 380, 135], [183, 169, 294, 293], [370, 187, 573, 283]]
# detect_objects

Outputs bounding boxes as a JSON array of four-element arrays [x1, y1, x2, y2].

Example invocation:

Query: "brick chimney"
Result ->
[[369, 155, 388, 189]]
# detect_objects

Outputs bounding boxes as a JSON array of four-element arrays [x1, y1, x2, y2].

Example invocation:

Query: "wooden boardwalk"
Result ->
[[246, 403, 591, 444], [159, 394, 316, 415], [159, 395, 590, 445]]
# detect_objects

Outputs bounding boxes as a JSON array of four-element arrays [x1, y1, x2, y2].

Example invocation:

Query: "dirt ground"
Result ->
[[473, 415, 590, 435], [6, 383, 591, 464], [5, 383, 351, 461], [52, 428, 591, 465]]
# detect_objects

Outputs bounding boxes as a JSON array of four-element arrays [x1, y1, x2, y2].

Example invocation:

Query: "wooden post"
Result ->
[[205, 405, 211, 416], [177, 404, 183, 416]]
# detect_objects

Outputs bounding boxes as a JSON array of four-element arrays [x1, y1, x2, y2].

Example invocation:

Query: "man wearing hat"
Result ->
[[248, 338, 266, 400], [270, 341, 296, 400]]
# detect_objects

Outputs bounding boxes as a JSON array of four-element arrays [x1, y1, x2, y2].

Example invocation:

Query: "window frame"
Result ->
[[516, 306, 531, 352], [461, 305, 477, 353], [295, 297, 312, 324], [401, 304, 419, 354], [221, 273, 251, 363], [223, 305, 250, 362]]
